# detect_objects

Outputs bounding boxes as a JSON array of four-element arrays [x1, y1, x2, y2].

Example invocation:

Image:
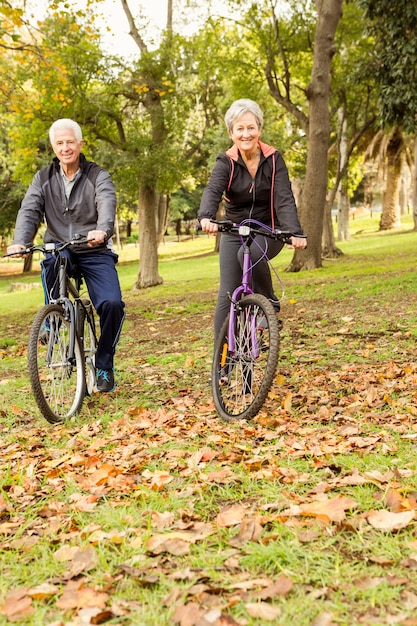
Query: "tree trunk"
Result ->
[[134, 185, 163, 289], [157, 193, 170, 245], [322, 202, 335, 257], [379, 127, 403, 230], [413, 136, 417, 230], [336, 107, 350, 241], [288, 0, 343, 271], [337, 188, 350, 241]]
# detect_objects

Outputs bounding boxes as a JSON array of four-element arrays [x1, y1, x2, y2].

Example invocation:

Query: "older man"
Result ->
[[7, 118, 125, 392]]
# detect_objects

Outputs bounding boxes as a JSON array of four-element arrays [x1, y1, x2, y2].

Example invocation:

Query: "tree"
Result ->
[[227, 0, 380, 261], [1, 1, 209, 285], [233, 0, 346, 268], [267, 0, 343, 270], [360, 0, 417, 230]]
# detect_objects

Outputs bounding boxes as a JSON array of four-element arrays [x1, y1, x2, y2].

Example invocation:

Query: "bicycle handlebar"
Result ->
[[210, 219, 307, 244], [2, 235, 92, 258]]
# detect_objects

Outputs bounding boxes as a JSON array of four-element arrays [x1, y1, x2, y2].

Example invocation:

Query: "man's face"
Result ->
[[52, 127, 83, 168]]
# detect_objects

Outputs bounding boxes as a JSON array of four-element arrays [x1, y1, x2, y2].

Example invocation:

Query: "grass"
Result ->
[[1, 213, 417, 625]]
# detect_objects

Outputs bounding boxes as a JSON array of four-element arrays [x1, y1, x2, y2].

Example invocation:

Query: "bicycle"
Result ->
[[210, 218, 306, 422], [4, 236, 98, 424]]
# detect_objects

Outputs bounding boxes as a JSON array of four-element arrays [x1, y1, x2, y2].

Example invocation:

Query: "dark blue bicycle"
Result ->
[[4, 236, 98, 424], [211, 219, 305, 421]]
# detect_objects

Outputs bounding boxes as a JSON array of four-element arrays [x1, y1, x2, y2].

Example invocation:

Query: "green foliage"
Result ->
[[169, 187, 202, 221], [360, 0, 417, 133], [1, 0, 415, 254]]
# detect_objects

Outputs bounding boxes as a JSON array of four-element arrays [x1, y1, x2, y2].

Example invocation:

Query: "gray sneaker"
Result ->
[[96, 369, 116, 392]]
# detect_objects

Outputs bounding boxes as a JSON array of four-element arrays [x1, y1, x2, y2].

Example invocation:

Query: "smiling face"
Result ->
[[51, 127, 83, 172], [229, 112, 261, 156]]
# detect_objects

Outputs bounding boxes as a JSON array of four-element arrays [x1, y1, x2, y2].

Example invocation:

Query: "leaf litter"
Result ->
[[1, 291, 417, 624]]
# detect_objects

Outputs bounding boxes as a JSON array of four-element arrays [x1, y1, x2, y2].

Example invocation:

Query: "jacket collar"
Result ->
[[53, 153, 87, 172], [225, 140, 276, 161]]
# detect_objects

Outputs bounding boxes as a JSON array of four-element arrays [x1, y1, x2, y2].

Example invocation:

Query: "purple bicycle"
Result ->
[[211, 219, 305, 421]]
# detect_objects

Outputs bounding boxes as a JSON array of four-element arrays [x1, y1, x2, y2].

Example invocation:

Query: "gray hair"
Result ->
[[224, 99, 263, 133], [49, 119, 83, 144]]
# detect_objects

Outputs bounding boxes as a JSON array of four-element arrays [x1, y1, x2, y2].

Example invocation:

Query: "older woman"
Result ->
[[198, 98, 306, 339]]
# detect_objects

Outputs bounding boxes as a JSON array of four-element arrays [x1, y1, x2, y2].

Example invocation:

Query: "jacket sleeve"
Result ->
[[94, 169, 117, 239], [12, 172, 45, 245], [274, 153, 304, 235], [198, 155, 230, 221]]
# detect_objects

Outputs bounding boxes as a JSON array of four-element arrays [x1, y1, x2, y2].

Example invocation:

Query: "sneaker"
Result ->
[[96, 368, 116, 392], [270, 298, 281, 313]]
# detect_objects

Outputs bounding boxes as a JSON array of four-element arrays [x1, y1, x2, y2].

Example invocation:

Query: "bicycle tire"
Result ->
[[78, 300, 97, 395], [28, 304, 86, 424], [212, 294, 280, 421]]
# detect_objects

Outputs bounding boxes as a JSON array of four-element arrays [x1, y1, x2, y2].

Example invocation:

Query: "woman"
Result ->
[[198, 98, 307, 339]]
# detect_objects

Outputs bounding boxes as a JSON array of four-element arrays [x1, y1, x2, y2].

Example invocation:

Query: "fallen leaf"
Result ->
[[311, 612, 335, 626], [27, 582, 59, 599], [367, 509, 415, 531], [229, 515, 263, 546], [253, 575, 293, 598], [0, 589, 34, 620], [56, 587, 109, 610], [245, 601, 280, 620], [172, 602, 203, 625], [217, 504, 246, 527]]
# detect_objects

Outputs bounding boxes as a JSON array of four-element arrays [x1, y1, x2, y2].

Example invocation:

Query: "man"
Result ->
[[7, 118, 125, 392]]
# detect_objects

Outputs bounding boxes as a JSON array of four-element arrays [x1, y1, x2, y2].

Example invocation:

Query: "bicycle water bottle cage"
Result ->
[[238, 225, 251, 237]]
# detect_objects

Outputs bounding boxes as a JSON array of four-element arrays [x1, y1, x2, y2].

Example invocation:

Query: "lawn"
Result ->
[[0, 213, 417, 626]]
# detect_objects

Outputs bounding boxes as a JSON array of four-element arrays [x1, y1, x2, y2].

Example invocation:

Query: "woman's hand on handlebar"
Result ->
[[6, 244, 27, 258], [200, 218, 218, 235], [287, 236, 307, 249]]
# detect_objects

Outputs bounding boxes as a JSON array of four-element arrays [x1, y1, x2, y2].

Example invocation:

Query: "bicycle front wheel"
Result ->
[[28, 304, 86, 424], [78, 300, 97, 396], [212, 294, 280, 421]]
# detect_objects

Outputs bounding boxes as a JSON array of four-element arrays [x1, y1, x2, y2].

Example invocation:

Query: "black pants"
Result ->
[[41, 249, 125, 371], [214, 232, 284, 338]]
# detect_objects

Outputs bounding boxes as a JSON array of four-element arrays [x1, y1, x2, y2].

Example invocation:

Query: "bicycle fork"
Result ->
[[45, 300, 77, 367], [225, 242, 260, 360]]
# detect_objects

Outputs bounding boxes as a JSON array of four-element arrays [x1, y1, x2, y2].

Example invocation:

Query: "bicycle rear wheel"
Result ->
[[28, 304, 86, 424], [212, 294, 280, 421], [78, 300, 97, 395]]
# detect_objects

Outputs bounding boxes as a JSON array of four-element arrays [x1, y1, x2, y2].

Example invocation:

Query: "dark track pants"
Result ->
[[214, 232, 284, 339], [41, 249, 125, 370]]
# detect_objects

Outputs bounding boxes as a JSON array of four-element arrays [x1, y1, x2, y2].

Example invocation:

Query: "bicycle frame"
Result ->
[[42, 241, 97, 366], [43, 248, 80, 366], [227, 224, 258, 357]]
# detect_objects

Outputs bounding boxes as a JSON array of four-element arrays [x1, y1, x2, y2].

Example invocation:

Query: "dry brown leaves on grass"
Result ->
[[1, 294, 417, 624], [1, 360, 417, 624]]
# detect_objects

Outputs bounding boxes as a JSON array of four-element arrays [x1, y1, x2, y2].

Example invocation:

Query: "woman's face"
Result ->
[[230, 112, 261, 154]]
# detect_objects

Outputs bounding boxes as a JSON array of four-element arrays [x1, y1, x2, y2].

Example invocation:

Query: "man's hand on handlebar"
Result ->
[[200, 218, 218, 235], [86, 230, 107, 247], [6, 243, 27, 258]]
